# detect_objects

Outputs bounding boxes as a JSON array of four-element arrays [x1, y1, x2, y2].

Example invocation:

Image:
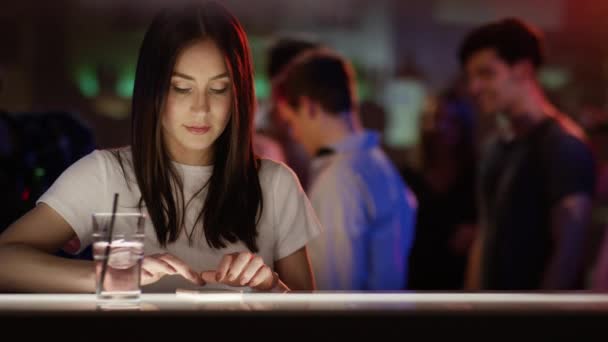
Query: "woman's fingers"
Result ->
[[157, 253, 204, 285], [225, 252, 253, 282], [141, 268, 159, 285], [216, 254, 235, 282], [141, 253, 203, 286], [200, 252, 276, 290], [200, 270, 219, 284], [142, 254, 177, 274], [238, 255, 264, 286], [247, 265, 274, 289], [141, 256, 175, 285]]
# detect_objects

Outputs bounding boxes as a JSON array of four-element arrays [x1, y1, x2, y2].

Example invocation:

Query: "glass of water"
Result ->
[[92, 213, 145, 303]]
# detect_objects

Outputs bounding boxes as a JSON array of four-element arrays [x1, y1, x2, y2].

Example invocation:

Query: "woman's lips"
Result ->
[[184, 125, 211, 135]]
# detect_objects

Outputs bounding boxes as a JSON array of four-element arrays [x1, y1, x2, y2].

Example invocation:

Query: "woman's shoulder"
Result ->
[[258, 158, 305, 193], [258, 158, 298, 181], [97, 146, 132, 161], [73, 146, 134, 181], [92, 146, 132, 167]]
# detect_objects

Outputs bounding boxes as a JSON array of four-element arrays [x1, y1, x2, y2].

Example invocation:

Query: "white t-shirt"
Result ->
[[307, 131, 416, 290], [37, 147, 322, 292]]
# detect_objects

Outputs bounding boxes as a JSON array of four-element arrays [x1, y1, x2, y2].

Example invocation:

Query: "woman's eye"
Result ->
[[172, 85, 192, 94], [210, 86, 228, 94]]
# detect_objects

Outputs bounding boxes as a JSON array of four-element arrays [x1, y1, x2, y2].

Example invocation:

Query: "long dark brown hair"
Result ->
[[123, 1, 262, 252]]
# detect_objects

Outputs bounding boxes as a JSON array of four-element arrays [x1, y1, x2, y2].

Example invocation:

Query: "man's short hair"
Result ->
[[267, 38, 321, 80], [273, 49, 356, 115], [459, 17, 545, 70]]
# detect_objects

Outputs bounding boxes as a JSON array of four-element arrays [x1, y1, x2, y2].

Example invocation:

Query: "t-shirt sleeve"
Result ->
[[36, 150, 108, 254], [272, 163, 322, 260], [543, 134, 596, 207]]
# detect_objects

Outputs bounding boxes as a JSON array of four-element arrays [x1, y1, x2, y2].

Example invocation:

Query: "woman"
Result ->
[[403, 91, 478, 290], [0, 1, 320, 293]]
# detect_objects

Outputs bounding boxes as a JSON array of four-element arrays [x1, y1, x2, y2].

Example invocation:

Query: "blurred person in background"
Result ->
[[0, 70, 25, 232], [0, 111, 26, 233], [461, 18, 596, 290], [358, 100, 388, 142], [17, 112, 96, 204], [262, 37, 322, 189], [592, 227, 608, 290], [273, 49, 417, 290], [404, 90, 478, 290], [584, 108, 608, 290], [17, 112, 96, 259], [0, 116, 96, 262], [0, 75, 96, 247]]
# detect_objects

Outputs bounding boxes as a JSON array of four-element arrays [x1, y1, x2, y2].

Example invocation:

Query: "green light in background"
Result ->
[[357, 79, 371, 101], [116, 64, 136, 98], [76, 65, 99, 98], [255, 76, 270, 100], [116, 75, 135, 98], [352, 61, 371, 101], [34, 167, 45, 178], [539, 66, 570, 91]]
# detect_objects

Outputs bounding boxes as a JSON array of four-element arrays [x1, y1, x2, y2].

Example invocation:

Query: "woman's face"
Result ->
[[162, 38, 232, 165]]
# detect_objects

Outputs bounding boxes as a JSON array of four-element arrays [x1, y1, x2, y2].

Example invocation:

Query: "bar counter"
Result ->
[[2, 292, 607, 338]]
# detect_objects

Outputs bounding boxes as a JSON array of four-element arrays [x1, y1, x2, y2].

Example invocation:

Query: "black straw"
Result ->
[[98, 193, 119, 296]]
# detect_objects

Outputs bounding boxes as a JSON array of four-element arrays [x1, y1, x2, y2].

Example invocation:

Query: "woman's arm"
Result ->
[[274, 246, 315, 291], [0, 203, 203, 292], [0, 203, 96, 292]]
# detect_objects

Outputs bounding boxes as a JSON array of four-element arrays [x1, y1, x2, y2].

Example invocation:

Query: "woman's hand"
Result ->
[[141, 253, 204, 286], [200, 252, 281, 291]]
